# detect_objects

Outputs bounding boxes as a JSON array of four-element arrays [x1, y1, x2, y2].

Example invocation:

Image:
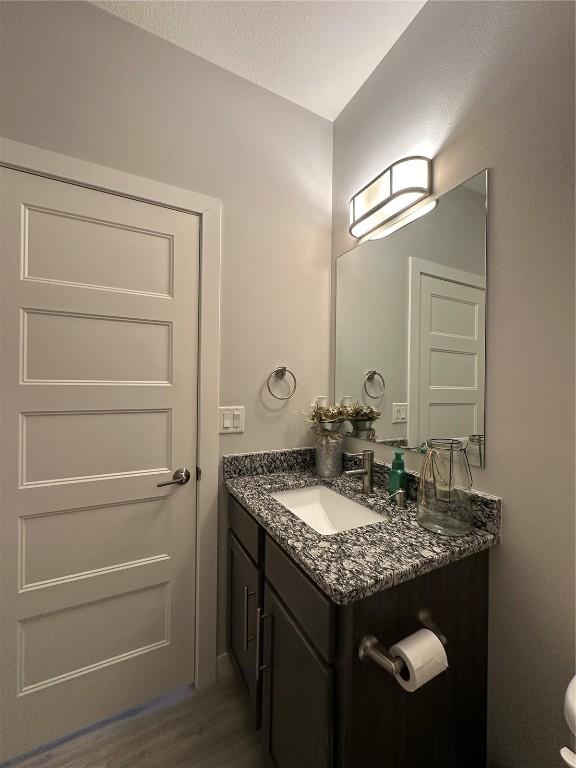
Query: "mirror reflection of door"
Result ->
[[407, 258, 485, 447], [335, 170, 487, 465]]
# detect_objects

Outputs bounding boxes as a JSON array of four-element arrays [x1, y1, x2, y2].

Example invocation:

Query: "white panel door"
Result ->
[[408, 258, 485, 445], [0, 168, 200, 761]]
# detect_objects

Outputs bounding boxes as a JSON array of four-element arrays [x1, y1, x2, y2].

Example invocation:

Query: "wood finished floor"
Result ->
[[12, 676, 272, 768]]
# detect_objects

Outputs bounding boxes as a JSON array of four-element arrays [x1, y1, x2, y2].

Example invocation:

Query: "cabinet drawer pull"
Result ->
[[255, 607, 271, 682], [243, 585, 256, 651]]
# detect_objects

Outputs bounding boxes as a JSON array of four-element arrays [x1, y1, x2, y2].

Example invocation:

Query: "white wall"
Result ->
[[0, 0, 332, 654], [332, 3, 575, 766]]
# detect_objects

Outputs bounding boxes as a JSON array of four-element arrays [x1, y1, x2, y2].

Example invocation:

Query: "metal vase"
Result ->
[[314, 429, 344, 477], [350, 418, 375, 441], [351, 418, 373, 432]]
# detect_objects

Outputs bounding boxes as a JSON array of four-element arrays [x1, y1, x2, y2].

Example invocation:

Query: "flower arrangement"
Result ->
[[301, 401, 381, 430], [345, 403, 381, 421], [305, 403, 348, 424], [303, 401, 382, 476]]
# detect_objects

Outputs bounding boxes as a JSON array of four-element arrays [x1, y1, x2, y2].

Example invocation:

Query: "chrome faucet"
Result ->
[[344, 450, 374, 494]]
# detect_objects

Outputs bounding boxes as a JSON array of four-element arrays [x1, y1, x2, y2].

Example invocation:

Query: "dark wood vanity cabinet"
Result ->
[[227, 494, 489, 768]]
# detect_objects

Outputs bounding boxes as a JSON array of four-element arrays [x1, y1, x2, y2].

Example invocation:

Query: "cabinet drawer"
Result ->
[[265, 536, 334, 662], [229, 495, 264, 564]]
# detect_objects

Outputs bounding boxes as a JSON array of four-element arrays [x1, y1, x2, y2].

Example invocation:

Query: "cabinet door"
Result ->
[[228, 532, 261, 725], [261, 584, 333, 768]]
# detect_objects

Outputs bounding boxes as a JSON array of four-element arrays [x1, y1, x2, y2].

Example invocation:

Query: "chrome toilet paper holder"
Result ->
[[358, 609, 447, 678], [358, 635, 405, 676]]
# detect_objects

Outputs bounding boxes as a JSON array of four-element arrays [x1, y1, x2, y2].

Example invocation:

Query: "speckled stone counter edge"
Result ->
[[222, 447, 315, 478], [223, 447, 501, 536]]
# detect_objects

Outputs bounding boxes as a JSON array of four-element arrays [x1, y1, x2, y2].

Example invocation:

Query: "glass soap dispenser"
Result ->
[[417, 438, 474, 537]]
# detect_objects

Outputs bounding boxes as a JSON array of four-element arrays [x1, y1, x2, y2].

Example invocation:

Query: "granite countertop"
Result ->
[[223, 449, 501, 605]]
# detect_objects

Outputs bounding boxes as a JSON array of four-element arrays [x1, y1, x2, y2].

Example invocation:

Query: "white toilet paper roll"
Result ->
[[389, 628, 448, 692]]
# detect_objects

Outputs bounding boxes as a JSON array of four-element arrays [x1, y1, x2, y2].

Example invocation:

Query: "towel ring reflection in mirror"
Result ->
[[267, 366, 297, 400], [364, 370, 385, 399]]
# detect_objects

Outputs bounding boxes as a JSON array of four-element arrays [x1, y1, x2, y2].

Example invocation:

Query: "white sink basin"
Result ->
[[270, 485, 385, 536]]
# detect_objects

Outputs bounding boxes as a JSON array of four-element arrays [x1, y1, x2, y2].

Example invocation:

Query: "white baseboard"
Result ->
[[216, 652, 234, 680]]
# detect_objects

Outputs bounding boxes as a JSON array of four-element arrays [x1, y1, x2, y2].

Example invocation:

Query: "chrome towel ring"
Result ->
[[267, 366, 297, 400], [364, 370, 385, 399]]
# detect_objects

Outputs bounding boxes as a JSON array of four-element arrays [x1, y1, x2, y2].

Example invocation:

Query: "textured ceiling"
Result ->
[[92, 1, 426, 120]]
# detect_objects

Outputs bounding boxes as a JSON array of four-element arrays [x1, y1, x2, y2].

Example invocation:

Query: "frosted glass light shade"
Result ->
[[349, 156, 432, 239]]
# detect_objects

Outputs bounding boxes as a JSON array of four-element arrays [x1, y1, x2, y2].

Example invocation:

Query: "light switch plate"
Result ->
[[392, 403, 408, 424], [219, 406, 245, 434]]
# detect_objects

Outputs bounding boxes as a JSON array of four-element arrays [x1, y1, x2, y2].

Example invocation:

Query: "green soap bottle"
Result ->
[[388, 450, 407, 494]]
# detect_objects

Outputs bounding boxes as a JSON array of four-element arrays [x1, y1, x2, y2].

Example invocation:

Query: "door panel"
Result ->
[[429, 293, 478, 338], [19, 583, 169, 693], [23, 309, 172, 384], [22, 409, 172, 484], [21, 498, 169, 588], [24, 196, 173, 296], [0, 167, 200, 761], [262, 585, 333, 768]]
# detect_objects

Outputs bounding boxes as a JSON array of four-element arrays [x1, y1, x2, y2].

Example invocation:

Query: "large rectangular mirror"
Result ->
[[335, 170, 487, 466]]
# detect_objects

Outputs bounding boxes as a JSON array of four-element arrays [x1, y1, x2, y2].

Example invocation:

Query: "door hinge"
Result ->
[[196, 466, 202, 481]]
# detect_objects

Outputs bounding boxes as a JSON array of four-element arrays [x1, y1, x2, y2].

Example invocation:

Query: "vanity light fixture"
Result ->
[[349, 156, 434, 240]]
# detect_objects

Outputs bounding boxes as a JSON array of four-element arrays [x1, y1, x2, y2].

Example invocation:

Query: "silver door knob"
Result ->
[[157, 468, 191, 487]]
